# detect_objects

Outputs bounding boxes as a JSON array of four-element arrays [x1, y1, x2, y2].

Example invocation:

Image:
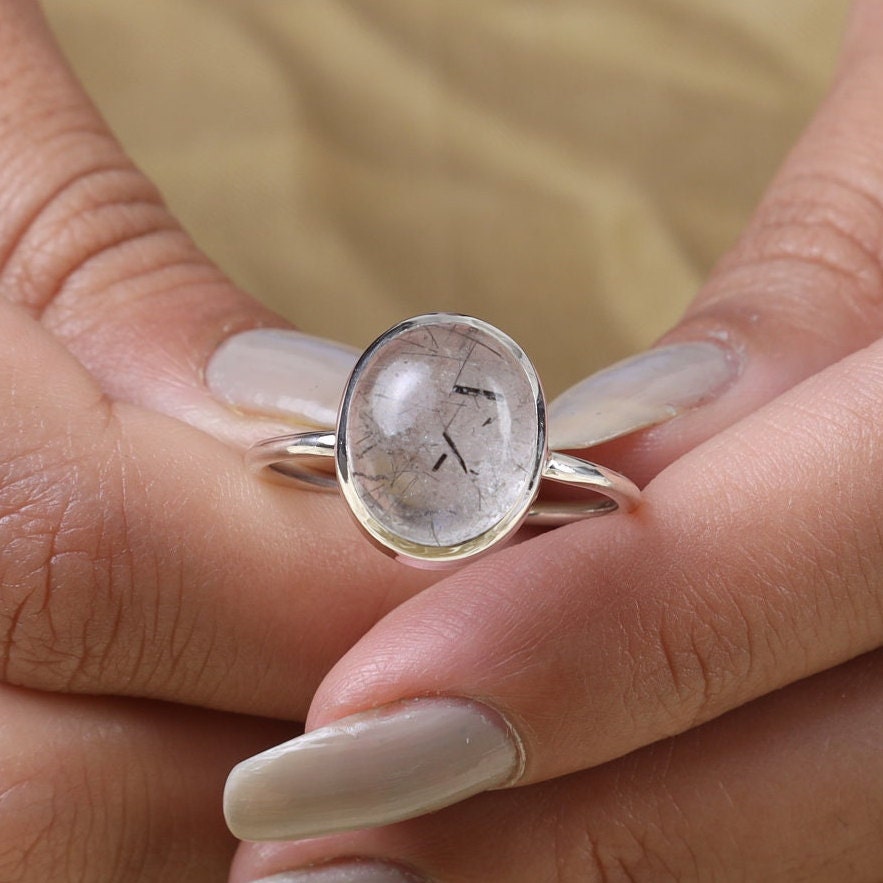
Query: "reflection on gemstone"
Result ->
[[342, 316, 541, 550]]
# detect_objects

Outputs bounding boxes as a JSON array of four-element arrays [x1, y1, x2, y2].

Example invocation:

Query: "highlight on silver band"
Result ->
[[247, 432, 337, 490]]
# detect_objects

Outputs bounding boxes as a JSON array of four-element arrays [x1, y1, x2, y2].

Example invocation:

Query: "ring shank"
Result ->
[[530, 452, 640, 524], [246, 432, 641, 522], [245, 432, 338, 490]]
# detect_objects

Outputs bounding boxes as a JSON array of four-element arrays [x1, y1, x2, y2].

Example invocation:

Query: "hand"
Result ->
[[227, 3, 883, 880], [0, 3, 439, 879]]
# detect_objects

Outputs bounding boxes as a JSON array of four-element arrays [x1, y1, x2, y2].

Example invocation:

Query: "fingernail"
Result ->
[[253, 862, 425, 882], [547, 341, 740, 450], [224, 697, 521, 841], [206, 328, 359, 428]]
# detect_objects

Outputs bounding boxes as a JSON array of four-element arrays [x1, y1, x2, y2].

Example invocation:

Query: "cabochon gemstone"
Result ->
[[342, 318, 540, 550]]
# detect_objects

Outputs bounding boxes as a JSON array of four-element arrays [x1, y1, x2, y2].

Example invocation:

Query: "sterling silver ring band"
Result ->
[[247, 314, 641, 567]]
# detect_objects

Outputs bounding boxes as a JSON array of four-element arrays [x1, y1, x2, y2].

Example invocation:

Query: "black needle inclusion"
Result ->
[[452, 384, 501, 402], [442, 431, 468, 473]]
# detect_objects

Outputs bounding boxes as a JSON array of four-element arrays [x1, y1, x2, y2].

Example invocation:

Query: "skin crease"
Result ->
[[0, 4, 879, 883]]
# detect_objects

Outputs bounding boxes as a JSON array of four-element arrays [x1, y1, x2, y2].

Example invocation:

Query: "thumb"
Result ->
[[0, 0, 357, 444]]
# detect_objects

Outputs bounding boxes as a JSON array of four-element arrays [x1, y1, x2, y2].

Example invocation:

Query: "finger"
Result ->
[[0, 297, 433, 717], [0, 0, 359, 444], [231, 651, 883, 883], [220, 1, 883, 838], [222, 310, 883, 838], [0, 683, 291, 883], [546, 0, 883, 483], [0, 6, 437, 716]]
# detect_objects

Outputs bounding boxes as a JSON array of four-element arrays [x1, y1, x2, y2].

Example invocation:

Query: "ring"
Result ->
[[247, 314, 641, 567]]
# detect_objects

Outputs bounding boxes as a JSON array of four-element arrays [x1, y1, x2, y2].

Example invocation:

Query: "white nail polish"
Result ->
[[206, 328, 359, 429], [224, 698, 521, 842], [253, 863, 423, 882], [547, 341, 740, 450]]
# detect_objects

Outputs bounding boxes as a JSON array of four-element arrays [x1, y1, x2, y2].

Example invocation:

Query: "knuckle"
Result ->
[[0, 429, 134, 691], [713, 171, 883, 336], [0, 129, 177, 318], [0, 775, 60, 882], [0, 708, 140, 883], [626, 537, 794, 735], [632, 590, 751, 732], [0, 714, 100, 883], [555, 806, 694, 883], [556, 830, 642, 883]]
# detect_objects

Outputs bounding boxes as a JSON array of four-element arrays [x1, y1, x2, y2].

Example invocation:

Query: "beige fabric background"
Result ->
[[43, 0, 847, 397]]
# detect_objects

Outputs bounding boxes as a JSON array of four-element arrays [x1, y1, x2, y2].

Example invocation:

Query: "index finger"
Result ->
[[225, 332, 883, 841], [223, 0, 883, 839]]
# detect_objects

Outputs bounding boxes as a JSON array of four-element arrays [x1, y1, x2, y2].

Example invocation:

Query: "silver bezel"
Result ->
[[336, 313, 547, 568]]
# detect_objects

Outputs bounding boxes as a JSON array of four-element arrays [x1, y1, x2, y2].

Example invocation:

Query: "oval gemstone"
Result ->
[[341, 316, 542, 551]]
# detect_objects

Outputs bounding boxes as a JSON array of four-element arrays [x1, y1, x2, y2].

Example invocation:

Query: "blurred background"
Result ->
[[42, 0, 847, 396]]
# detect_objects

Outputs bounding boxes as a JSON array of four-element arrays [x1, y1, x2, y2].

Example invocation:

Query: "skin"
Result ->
[[0, 1, 440, 879], [0, 0, 881, 880]]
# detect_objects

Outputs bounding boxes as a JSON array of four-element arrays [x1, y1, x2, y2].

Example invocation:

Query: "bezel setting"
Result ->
[[335, 313, 547, 567]]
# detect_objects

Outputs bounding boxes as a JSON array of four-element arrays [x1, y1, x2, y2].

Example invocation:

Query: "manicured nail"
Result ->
[[224, 697, 521, 841], [253, 862, 424, 882], [206, 328, 359, 428], [546, 341, 740, 450]]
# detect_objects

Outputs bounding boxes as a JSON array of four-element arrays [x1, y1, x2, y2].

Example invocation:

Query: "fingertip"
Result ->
[[223, 698, 520, 842], [206, 327, 358, 431]]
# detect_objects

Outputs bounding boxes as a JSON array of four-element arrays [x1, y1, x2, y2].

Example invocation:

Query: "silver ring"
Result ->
[[247, 314, 641, 567]]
